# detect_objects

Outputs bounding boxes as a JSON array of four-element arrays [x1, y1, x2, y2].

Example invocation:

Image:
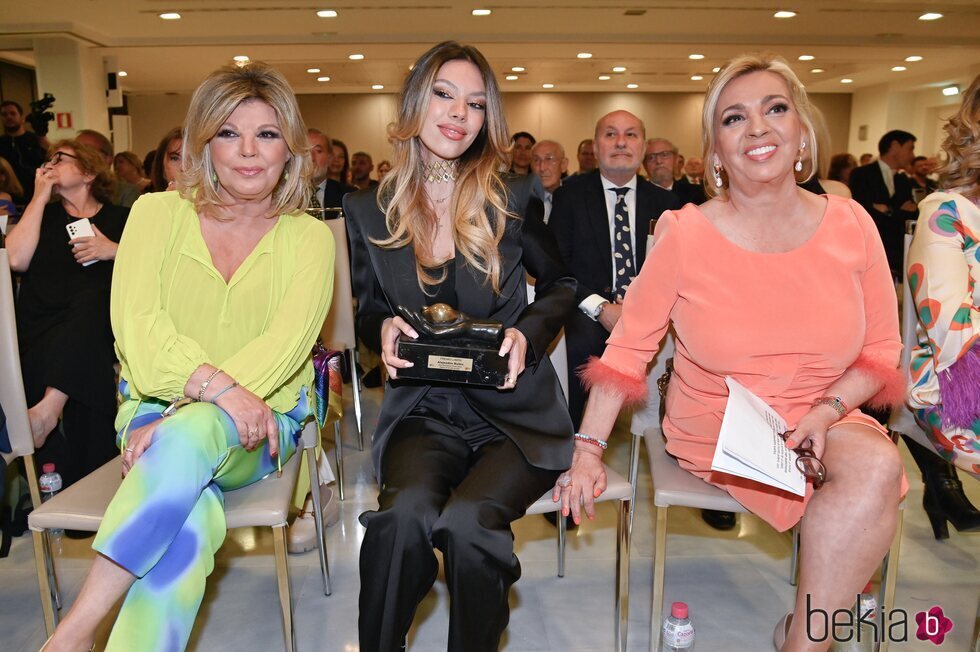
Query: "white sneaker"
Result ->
[[286, 485, 339, 554]]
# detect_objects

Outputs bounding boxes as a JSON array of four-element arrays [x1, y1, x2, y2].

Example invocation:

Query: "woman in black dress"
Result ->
[[344, 41, 577, 652], [6, 139, 127, 487]]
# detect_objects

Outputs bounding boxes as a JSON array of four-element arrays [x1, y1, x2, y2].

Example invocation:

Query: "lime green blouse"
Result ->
[[110, 191, 335, 428]]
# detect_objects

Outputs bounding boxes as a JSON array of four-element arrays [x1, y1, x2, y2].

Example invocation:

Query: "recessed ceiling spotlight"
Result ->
[[942, 85, 960, 96], [627, 83, 639, 89], [712, 67, 721, 73], [612, 66, 627, 73], [316, 9, 337, 18], [577, 52, 593, 59], [371, 84, 384, 90], [349, 54, 365, 60], [511, 66, 525, 72], [159, 12, 181, 20], [689, 54, 705, 60], [773, 10, 796, 18], [233, 55, 250, 62], [117, 71, 128, 77], [598, 75, 611, 81], [542, 83, 555, 89], [505, 75, 519, 81], [690, 75, 703, 81], [810, 68, 825, 73], [841, 78, 854, 84], [918, 12, 943, 20], [307, 68, 321, 73], [317, 76, 331, 82], [798, 55, 815, 61], [472, 9, 491, 16], [892, 66, 907, 72], [905, 55, 923, 62]]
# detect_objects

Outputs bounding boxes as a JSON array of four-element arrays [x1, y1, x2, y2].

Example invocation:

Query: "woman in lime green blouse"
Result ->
[[43, 63, 334, 652]]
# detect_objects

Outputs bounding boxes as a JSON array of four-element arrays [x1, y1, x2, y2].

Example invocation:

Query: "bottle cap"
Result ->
[[671, 602, 689, 619], [42, 463, 55, 473], [862, 581, 873, 594]]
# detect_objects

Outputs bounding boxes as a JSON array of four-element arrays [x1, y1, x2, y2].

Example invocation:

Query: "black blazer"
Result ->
[[671, 176, 707, 206], [548, 171, 680, 304], [848, 162, 916, 273], [343, 175, 578, 477]]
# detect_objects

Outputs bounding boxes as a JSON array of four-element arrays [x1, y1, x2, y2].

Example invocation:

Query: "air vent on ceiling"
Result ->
[[624, 9, 647, 16]]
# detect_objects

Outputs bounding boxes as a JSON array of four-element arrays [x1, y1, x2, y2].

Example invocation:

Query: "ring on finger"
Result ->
[[125, 447, 134, 453], [557, 474, 572, 488]]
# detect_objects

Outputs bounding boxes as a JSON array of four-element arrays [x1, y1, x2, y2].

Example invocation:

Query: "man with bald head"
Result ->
[[530, 139, 567, 223], [644, 137, 706, 206], [549, 110, 679, 427]]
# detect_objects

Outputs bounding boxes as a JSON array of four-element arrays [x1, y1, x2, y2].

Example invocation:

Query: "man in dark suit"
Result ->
[[308, 128, 355, 210], [549, 111, 680, 428], [848, 129, 918, 277], [643, 137, 706, 206]]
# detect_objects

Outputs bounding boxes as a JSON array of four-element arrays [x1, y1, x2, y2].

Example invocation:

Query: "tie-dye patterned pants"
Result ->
[[91, 395, 305, 651]]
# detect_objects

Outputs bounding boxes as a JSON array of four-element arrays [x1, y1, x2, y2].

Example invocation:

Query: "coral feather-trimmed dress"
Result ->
[[592, 195, 908, 531]]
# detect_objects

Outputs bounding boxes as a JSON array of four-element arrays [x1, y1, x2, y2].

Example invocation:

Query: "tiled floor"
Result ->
[[2, 385, 978, 651]]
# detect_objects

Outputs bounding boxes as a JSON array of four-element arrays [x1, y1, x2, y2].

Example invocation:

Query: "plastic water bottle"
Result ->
[[662, 601, 695, 651], [38, 463, 63, 552]]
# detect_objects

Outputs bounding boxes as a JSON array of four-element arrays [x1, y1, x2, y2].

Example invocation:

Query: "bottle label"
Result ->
[[663, 622, 695, 648]]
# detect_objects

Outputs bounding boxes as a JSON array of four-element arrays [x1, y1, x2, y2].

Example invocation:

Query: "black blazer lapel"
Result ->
[[635, 181, 654, 269], [586, 176, 612, 276]]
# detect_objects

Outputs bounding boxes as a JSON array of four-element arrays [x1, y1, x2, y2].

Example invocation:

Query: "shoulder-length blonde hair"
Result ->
[[375, 41, 513, 293], [701, 52, 818, 199], [0, 156, 24, 197], [180, 62, 311, 217], [49, 139, 115, 204], [937, 73, 980, 201]]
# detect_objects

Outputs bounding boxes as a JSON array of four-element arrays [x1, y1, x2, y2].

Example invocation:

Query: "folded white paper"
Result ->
[[710, 377, 806, 496]]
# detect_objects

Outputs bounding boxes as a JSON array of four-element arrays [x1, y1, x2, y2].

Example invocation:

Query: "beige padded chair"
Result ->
[[28, 419, 324, 651]]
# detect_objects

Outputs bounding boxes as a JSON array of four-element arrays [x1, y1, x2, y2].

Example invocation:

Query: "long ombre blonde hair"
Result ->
[[937, 73, 980, 201], [375, 41, 513, 293]]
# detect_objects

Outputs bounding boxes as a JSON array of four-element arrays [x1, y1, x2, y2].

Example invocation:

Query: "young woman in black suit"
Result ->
[[343, 41, 577, 652]]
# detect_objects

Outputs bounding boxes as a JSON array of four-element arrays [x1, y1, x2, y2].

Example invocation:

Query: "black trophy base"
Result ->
[[396, 338, 508, 387]]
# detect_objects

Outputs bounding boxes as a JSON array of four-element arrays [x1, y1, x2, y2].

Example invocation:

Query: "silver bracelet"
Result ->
[[198, 368, 222, 402], [574, 432, 608, 450]]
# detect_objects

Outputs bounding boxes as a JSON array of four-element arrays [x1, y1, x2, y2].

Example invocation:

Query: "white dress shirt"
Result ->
[[878, 158, 896, 198], [579, 174, 638, 319]]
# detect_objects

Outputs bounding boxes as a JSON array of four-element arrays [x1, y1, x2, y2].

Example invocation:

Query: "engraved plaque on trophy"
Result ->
[[395, 303, 509, 387]]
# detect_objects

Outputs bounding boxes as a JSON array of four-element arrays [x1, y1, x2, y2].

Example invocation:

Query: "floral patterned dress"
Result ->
[[907, 191, 980, 475]]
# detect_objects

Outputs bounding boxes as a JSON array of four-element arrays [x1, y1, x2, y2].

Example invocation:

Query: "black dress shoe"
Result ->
[[362, 366, 382, 388], [65, 529, 95, 540], [701, 509, 737, 530], [543, 511, 577, 530]]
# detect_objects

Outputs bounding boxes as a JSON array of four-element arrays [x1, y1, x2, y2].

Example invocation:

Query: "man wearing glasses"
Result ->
[[530, 140, 568, 224], [643, 137, 706, 206]]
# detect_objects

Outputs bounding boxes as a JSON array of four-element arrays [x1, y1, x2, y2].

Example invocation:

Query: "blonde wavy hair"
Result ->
[[702, 52, 818, 199], [375, 41, 513, 293], [180, 62, 311, 217], [937, 73, 980, 201]]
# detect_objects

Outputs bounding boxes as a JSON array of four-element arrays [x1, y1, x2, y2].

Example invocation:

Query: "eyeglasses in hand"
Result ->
[[780, 430, 827, 489]]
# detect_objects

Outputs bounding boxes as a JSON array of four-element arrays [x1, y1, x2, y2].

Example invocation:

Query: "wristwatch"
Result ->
[[812, 396, 848, 419]]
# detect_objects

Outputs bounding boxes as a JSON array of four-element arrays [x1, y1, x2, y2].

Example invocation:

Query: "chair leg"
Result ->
[[272, 526, 296, 652], [651, 506, 668, 652], [615, 499, 631, 652], [306, 447, 332, 597], [556, 508, 566, 578], [790, 524, 801, 586], [333, 421, 345, 502], [627, 435, 641, 537], [347, 349, 364, 451], [32, 530, 58, 635], [877, 511, 904, 652]]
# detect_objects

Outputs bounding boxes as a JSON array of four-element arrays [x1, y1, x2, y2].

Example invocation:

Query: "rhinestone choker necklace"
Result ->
[[422, 159, 459, 184]]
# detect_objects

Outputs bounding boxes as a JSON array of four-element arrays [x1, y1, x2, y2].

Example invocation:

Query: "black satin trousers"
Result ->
[[358, 388, 559, 652]]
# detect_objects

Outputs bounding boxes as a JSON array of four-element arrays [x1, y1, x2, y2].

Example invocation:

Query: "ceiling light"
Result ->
[[349, 54, 364, 60], [542, 83, 555, 89], [798, 55, 815, 61], [943, 85, 960, 96], [689, 54, 704, 60], [472, 9, 491, 16], [233, 55, 249, 62], [577, 52, 593, 59], [317, 76, 331, 82], [905, 55, 923, 62], [712, 67, 721, 73], [505, 75, 518, 81], [307, 68, 321, 73], [841, 78, 854, 84], [159, 12, 181, 20], [627, 83, 639, 89], [918, 12, 942, 20], [612, 66, 627, 73], [690, 75, 703, 81], [810, 68, 825, 73], [371, 84, 384, 90], [316, 9, 337, 18], [511, 66, 525, 72], [773, 11, 796, 18], [892, 66, 907, 72], [117, 71, 128, 77], [598, 75, 611, 81]]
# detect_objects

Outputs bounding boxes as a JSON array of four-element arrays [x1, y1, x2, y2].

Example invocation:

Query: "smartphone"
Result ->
[[66, 218, 97, 266]]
